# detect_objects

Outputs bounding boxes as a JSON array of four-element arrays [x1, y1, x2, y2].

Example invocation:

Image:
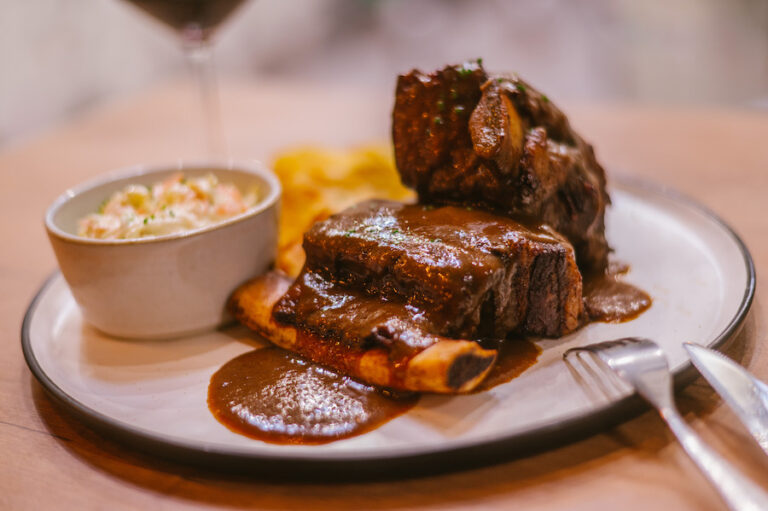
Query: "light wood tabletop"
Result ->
[[2, 80, 767, 510]]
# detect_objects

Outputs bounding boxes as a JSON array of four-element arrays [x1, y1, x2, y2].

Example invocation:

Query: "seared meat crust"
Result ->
[[279, 199, 583, 339], [393, 61, 609, 271]]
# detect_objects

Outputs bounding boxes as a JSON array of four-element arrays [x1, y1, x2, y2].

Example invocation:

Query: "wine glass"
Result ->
[[122, 0, 250, 156]]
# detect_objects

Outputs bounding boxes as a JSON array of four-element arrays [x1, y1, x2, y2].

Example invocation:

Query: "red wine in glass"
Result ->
[[122, 0, 249, 155], [126, 0, 247, 41]]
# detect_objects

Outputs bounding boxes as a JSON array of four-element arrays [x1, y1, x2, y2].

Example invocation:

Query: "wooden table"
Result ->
[[2, 80, 767, 510]]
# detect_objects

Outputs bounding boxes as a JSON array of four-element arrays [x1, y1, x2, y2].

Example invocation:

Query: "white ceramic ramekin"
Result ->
[[45, 162, 281, 339]]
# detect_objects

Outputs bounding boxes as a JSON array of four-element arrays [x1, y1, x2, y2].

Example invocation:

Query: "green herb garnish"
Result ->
[[541, 94, 549, 102], [457, 66, 473, 78], [433, 116, 444, 126], [453, 105, 465, 115], [143, 217, 148, 225], [516, 83, 527, 93], [436, 100, 445, 112]]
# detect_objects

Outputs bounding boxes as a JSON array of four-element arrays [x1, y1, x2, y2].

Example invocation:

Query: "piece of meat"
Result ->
[[392, 60, 610, 271], [229, 271, 498, 393], [274, 269, 441, 356], [287, 199, 583, 339]]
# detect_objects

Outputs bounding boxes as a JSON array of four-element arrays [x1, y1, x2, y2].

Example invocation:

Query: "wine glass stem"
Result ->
[[184, 41, 226, 157]]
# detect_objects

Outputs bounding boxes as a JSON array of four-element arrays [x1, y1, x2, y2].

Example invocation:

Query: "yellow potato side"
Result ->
[[271, 145, 414, 276]]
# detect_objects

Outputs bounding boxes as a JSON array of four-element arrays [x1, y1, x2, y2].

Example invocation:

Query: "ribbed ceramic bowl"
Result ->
[[45, 162, 281, 339]]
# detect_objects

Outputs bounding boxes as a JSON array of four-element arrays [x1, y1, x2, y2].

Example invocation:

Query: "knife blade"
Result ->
[[684, 342, 768, 454]]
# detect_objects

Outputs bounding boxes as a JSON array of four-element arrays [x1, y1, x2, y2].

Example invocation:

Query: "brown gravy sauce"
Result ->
[[583, 262, 652, 323], [208, 347, 418, 445], [212, 262, 650, 444], [475, 339, 541, 391]]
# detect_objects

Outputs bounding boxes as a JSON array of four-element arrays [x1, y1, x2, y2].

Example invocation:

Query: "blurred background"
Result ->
[[2, 0, 767, 148]]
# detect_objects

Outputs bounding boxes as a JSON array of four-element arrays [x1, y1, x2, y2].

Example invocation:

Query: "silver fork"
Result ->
[[564, 338, 768, 511]]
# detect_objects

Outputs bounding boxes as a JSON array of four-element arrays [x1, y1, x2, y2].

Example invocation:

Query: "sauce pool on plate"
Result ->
[[583, 262, 652, 323], [474, 339, 541, 392], [208, 347, 418, 445], [208, 342, 541, 444]]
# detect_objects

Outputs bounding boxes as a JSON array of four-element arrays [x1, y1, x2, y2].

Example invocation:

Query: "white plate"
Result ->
[[23, 178, 754, 477]]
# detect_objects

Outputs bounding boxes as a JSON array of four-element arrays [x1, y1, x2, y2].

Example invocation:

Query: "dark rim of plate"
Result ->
[[21, 176, 756, 480]]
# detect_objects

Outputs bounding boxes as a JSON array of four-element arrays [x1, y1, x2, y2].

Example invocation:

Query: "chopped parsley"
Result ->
[[433, 116, 444, 126], [457, 66, 474, 78], [453, 105, 465, 115], [457, 59, 482, 78], [541, 94, 550, 103], [516, 83, 527, 93], [143, 217, 148, 225]]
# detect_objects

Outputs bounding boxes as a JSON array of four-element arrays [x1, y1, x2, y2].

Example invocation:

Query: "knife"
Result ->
[[684, 342, 768, 454]]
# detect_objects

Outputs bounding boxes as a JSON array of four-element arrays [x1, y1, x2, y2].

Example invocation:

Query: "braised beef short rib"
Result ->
[[274, 200, 583, 339], [392, 61, 609, 271], [232, 61, 619, 393]]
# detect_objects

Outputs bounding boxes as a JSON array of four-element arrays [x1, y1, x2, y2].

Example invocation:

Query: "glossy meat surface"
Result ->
[[393, 61, 610, 271], [280, 200, 583, 339], [273, 269, 441, 357]]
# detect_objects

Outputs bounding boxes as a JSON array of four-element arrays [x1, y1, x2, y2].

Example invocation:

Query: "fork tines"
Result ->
[[564, 348, 633, 403]]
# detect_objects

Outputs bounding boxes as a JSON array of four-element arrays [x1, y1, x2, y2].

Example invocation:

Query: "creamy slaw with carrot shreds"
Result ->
[[77, 173, 259, 239]]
